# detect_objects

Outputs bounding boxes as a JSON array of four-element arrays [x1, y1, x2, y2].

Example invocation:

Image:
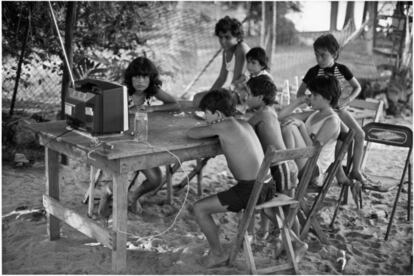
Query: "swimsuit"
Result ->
[[305, 111, 340, 177]]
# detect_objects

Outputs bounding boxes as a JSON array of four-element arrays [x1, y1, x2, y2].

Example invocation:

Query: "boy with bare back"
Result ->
[[245, 75, 307, 260], [187, 88, 266, 268]]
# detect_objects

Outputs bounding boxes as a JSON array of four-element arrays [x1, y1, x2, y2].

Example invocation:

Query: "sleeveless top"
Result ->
[[305, 111, 340, 175], [224, 52, 235, 89]]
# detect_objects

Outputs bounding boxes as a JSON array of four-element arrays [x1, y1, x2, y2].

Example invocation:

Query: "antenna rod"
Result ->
[[48, 1, 75, 87]]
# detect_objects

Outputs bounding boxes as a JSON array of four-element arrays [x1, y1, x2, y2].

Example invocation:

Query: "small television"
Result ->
[[64, 79, 128, 135]]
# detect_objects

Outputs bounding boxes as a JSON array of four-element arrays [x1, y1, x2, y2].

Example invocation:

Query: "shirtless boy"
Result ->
[[187, 88, 265, 268], [245, 75, 307, 260]]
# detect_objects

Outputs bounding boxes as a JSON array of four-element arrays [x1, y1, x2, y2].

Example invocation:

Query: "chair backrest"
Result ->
[[228, 143, 322, 265], [363, 122, 413, 149], [349, 98, 384, 123]]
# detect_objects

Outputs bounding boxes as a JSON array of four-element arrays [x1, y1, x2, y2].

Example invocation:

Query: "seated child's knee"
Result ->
[[354, 127, 365, 141]]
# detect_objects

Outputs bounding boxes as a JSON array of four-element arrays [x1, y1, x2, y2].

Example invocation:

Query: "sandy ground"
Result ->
[[2, 115, 413, 275]]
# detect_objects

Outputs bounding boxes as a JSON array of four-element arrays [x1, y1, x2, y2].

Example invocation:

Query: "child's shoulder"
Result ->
[[235, 41, 250, 54]]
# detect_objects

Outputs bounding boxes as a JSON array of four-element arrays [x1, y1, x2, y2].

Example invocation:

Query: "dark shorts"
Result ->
[[270, 160, 299, 193], [217, 179, 256, 212]]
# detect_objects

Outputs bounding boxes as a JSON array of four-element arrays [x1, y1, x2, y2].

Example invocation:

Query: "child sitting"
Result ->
[[279, 75, 341, 184], [296, 33, 364, 187], [246, 47, 273, 80], [193, 16, 250, 107], [187, 88, 267, 268], [246, 75, 307, 260], [98, 57, 178, 217]]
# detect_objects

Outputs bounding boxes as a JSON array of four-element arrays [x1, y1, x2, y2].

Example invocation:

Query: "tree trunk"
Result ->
[[343, 1, 356, 31], [262, 1, 276, 67], [330, 1, 338, 31], [365, 2, 377, 55], [60, 1, 77, 120]]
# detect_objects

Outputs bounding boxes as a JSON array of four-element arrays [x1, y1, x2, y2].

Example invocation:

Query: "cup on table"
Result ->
[[128, 111, 148, 142]]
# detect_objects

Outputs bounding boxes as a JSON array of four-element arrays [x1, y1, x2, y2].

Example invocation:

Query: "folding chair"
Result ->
[[299, 130, 354, 242], [332, 122, 412, 240], [340, 98, 384, 205], [227, 143, 322, 274]]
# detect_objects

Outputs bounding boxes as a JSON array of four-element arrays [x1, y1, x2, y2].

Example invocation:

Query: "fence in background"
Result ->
[[1, 2, 359, 118]]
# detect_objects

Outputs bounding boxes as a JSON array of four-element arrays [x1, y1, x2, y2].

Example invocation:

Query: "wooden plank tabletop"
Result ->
[[27, 111, 220, 161]]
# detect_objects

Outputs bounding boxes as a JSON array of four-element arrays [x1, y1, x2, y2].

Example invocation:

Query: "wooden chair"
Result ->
[[299, 130, 354, 242], [348, 98, 384, 170], [332, 122, 412, 240], [227, 143, 322, 274]]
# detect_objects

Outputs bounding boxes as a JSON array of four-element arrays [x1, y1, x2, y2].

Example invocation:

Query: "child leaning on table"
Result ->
[[98, 57, 179, 217], [296, 33, 364, 186], [245, 75, 307, 260], [187, 88, 267, 268]]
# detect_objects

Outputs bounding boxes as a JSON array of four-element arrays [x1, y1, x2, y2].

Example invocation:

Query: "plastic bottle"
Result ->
[[281, 79, 290, 106], [134, 111, 148, 142]]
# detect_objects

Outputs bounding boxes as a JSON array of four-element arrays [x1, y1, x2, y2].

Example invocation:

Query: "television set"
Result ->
[[64, 79, 128, 135]]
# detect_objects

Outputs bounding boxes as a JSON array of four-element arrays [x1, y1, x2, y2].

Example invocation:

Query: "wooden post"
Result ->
[[330, 1, 338, 31], [112, 172, 128, 273], [45, 148, 60, 240]]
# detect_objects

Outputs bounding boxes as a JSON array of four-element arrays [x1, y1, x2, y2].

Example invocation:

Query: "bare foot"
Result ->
[[199, 251, 228, 268], [294, 241, 308, 263], [128, 200, 143, 215], [337, 175, 353, 187], [274, 237, 283, 258], [350, 170, 367, 186]]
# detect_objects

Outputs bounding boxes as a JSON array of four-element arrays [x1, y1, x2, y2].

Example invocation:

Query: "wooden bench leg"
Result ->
[[196, 159, 203, 196], [45, 148, 60, 240], [112, 172, 128, 273], [166, 165, 173, 205]]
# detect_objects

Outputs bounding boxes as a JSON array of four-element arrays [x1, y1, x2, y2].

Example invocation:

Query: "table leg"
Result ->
[[45, 147, 60, 240], [112, 173, 128, 273]]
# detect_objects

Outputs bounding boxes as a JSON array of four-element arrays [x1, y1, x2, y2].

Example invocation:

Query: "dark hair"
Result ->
[[246, 47, 269, 70], [215, 16, 244, 41], [246, 75, 277, 105], [307, 76, 341, 108], [199, 88, 237, 117], [124, 57, 162, 98], [313, 33, 340, 60]]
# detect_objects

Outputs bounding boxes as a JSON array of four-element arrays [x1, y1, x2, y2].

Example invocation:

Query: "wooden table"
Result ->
[[27, 111, 222, 273]]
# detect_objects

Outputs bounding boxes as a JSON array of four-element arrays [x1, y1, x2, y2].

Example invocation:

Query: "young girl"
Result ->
[[125, 56, 179, 111], [246, 47, 273, 80], [193, 16, 249, 106], [296, 33, 364, 186], [280, 76, 341, 183], [98, 57, 178, 216]]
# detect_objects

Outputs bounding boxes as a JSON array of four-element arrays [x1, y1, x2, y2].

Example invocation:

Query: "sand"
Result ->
[[2, 115, 413, 275]]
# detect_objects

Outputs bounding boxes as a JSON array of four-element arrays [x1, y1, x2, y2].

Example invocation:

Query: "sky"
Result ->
[[286, 1, 366, 32]]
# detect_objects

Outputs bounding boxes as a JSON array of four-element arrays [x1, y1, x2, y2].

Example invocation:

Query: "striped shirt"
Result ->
[[303, 63, 354, 98]]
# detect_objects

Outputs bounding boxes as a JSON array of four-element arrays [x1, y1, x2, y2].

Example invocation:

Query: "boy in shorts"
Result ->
[[187, 88, 267, 267], [245, 75, 307, 260]]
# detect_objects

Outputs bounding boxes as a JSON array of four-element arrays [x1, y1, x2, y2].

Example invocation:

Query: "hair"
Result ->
[[214, 16, 244, 41], [313, 33, 340, 60], [246, 75, 277, 105], [246, 47, 269, 70], [307, 76, 341, 108], [199, 88, 237, 117], [124, 57, 162, 98]]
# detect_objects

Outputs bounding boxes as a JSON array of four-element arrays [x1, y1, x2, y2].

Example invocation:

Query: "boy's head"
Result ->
[[215, 16, 244, 45], [313, 33, 340, 68], [199, 88, 237, 120], [246, 75, 276, 106], [307, 76, 340, 108], [246, 47, 269, 75]]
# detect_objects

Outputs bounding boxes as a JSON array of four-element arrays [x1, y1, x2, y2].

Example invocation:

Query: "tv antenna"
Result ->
[[48, 1, 75, 87]]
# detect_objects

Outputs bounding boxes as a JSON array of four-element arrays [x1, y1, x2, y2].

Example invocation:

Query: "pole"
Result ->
[[9, 5, 31, 116]]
